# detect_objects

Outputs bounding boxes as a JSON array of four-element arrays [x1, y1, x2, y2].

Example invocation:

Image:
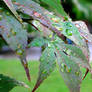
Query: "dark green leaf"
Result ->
[[35, 0, 67, 17], [0, 74, 29, 92]]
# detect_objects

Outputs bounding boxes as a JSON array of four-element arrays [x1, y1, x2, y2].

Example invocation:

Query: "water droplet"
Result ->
[[66, 29, 72, 36], [61, 63, 66, 72], [23, 23, 27, 29], [0, 15, 2, 20], [10, 28, 16, 36], [42, 70, 47, 74], [51, 18, 60, 23], [16, 50, 23, 55], [66, 66, 72, 73], [17, 44, 21, 49], [66, 49, 72, 55], [64, 16, 68, 21], [48, 43, 51, 48], [49, 34, 53, 38], [7, 33, 10, 38], [75, 72, 79, 76]]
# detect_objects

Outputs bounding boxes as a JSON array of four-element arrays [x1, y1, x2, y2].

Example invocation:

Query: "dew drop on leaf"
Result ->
[[17, 44, 21, 49], [7, 33, 10, 38], [49, 34, 53, 38], [16, 50, 23, 55], [51, 18, 59, 23], [66, 66, 72, 73], [75, 72, 80, 76], [10, 28, 16, 36], [61, 63, 66, 71], [66, 29, 72, 36]]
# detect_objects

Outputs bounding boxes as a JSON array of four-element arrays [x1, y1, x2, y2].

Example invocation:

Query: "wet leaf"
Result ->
[[56, 49, 82, 92], [32, 45, 56, 92], [28, 37, 48, 47], [74, 21, 92, 44], [3, 0, 23, 23], [0, 74, 29, 92], [0, 9, 30, 81], [61, 44, 91, 70]]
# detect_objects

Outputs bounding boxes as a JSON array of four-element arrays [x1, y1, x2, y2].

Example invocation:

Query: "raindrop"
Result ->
[[49, 34, 53, 38], [66, 29, 72, 36], [48, 43, 51, 48], [42, 70, 47, 74], [66, 49, 72, 55], [16, 49, 23, 55], [75, 72, 79, 76], [66, 66, 72, 73], [61, 63, 66, 72], [64, 16, 68, 21], [7, 33, 10, 38], [51, 18, 60, 23], [10, 28, 16, 36], [17, 44, 21, 49]]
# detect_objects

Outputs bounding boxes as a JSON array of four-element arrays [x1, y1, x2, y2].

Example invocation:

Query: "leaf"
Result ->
[[56, 49, 82, 92], [3, 0, 23, 23], [0, 74, 29, 92], [13, 0, 84, 46], [32, 44, 56, 92], [0, 9, 30, 81], [36, 0, 67, 17], [61, 44, 91, 70], [28, 37, 48, 47], [73, 21, 92, 43], [73, 21, 91, 61], [53, 35, 91, 71]]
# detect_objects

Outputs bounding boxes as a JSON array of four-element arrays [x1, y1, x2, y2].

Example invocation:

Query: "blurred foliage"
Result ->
[[62, 0, 92, 24]]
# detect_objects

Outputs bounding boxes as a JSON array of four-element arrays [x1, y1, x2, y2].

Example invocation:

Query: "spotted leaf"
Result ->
[[0, 9, 30, 81], [32, 44, 56, 92], [56, 49, 82, 92]]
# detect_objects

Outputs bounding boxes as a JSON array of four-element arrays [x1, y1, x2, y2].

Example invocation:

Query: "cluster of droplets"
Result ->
[[16, 44, 24, 56], [64, 22, 73, 36], [60, 63, 80, 76], [6, 28, 17, 38]]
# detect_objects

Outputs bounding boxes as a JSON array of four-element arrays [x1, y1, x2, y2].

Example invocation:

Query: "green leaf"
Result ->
[[0, 74, 29, 92], [0, 9, 30, 81], [13, 0, 84, 46], [3, 0, 23, 23], [28, 37, 48, 47], [56, 50, 81, 92], [32, 45, 56, 92], [61, 44, 91, 70], [35, 0, 67, 17], [53, 35, 91, 71]]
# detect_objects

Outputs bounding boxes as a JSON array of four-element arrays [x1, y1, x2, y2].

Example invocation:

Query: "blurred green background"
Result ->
[[0, 59, 92, 92]]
